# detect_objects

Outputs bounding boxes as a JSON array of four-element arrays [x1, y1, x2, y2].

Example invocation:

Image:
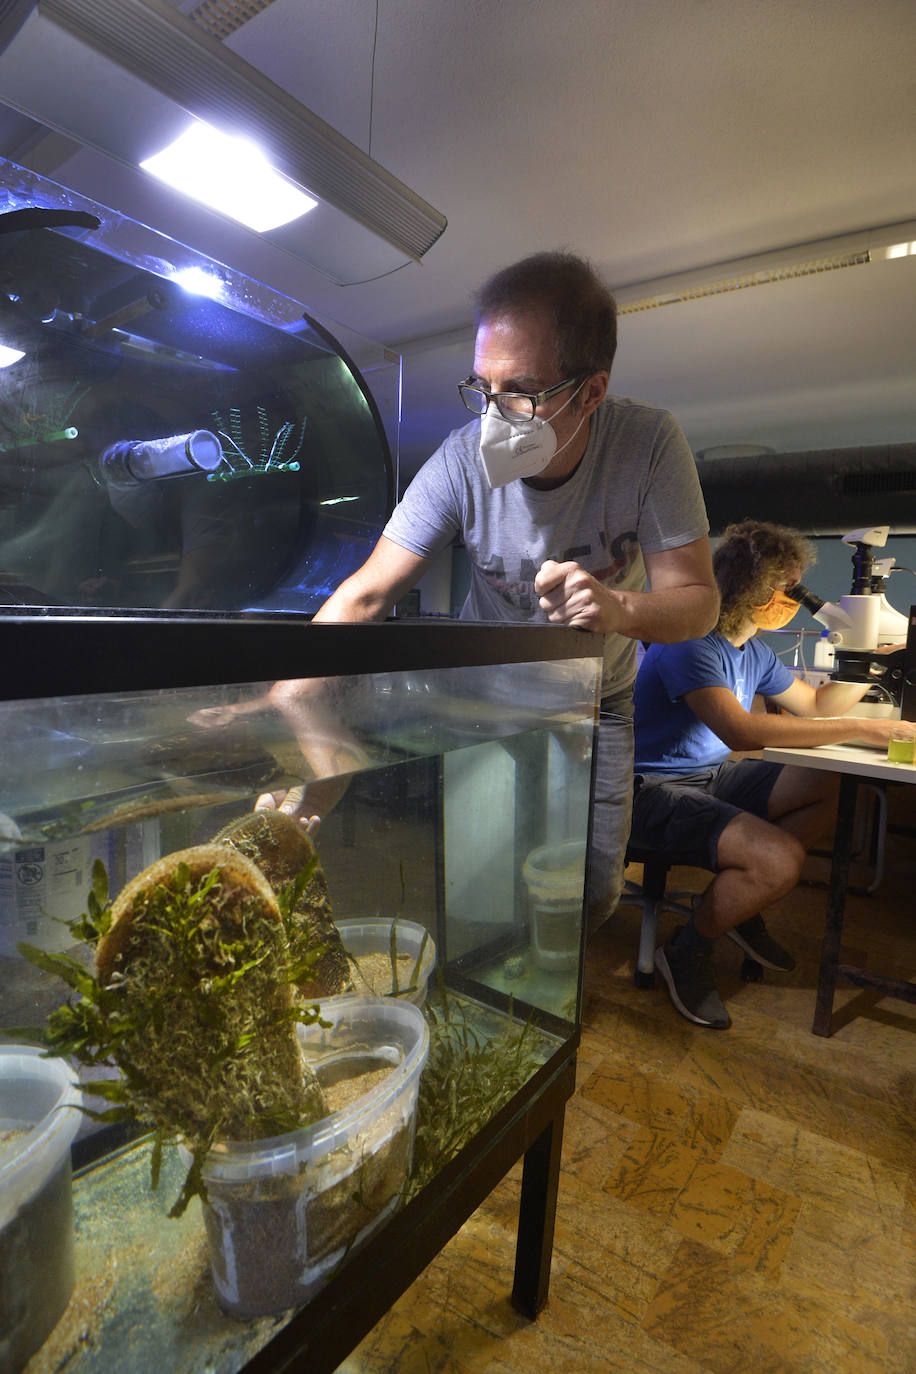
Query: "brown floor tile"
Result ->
[[643, 1238, 887, 1374], [554, 1171, 683, 1325], [671, 1158, 801, 1276], [335, 824, 916, 1374], [604, 1125, 704, 1220], [782, 1197, 916, 1314], [722, 1107, 910, 1224], [580, 1058, 739, 1155], [673, 1024, 914, 1172], [560, 1089, 641, 1189]]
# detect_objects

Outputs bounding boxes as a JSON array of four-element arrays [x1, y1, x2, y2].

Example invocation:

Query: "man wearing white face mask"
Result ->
[[631, 520, 916, 1029], [290, 252, 719, 919]]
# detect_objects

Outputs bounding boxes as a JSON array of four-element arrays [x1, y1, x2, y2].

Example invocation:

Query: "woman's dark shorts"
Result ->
[[629, 759, 785, 871]]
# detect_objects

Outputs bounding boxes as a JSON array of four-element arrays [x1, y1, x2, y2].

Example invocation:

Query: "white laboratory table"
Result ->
[[763, 743, 916, 1035]]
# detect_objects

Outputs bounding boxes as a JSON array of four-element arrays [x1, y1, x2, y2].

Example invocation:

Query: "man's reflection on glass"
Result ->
[[189, 676, 370, 833]]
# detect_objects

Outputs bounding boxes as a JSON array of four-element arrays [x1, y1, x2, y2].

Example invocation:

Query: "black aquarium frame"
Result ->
[[0, 611, 601, 699]]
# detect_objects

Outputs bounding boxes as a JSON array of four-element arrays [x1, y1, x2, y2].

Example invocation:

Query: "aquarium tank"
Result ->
[[0, 619, 601, 1369], [0, 156, 397, 614]]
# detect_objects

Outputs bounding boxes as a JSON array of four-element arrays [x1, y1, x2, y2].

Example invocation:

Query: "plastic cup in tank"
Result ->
[[522, 840, 586, 972]]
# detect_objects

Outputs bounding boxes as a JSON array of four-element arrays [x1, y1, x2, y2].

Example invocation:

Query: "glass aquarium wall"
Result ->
[[1, 634, 599, 1033], [0, 158, 396, 614]]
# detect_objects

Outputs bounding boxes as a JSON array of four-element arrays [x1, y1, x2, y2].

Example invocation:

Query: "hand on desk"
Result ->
[[847, 716, 916, 749]]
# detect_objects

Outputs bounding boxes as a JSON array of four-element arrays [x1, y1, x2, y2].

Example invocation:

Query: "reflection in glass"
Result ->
[[0, 158, 394, 612]]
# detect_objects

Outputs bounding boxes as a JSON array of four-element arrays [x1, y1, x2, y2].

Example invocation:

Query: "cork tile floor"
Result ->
[[335, 814, 916, 1374]]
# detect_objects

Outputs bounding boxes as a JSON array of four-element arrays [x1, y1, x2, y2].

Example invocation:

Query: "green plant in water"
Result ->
[[407, 984, 543, 1198], [387, 861, 430, 1000], [15, 849, 330, 1216]]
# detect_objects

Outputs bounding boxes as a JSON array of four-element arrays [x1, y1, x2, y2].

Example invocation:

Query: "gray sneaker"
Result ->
[[654, 932, 731, 1029], [726, 914, 795, 971]]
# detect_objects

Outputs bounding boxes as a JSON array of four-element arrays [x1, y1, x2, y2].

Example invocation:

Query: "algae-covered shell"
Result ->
[[96, 843, 327, 1145], [97, 843, 277, 982], [212, 812, 351, 1000]]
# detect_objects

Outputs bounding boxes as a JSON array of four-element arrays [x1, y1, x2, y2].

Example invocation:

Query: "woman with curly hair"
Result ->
[[630, 519, 915, 1029]]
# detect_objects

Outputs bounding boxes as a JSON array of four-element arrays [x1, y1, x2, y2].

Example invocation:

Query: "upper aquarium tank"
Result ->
[[0, 156, 397, 614]]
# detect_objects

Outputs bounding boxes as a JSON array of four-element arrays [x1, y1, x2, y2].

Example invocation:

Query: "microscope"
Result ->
[[787, 526, 916, 718]]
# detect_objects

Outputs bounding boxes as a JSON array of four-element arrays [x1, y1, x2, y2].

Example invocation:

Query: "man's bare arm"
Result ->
[[684, 684, 916, 752], [534, 536, 719, 642], [312, 536, 432, 623]]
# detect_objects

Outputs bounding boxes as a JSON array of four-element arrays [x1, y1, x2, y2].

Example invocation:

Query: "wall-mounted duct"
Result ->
[[697, 443, 916, 536]]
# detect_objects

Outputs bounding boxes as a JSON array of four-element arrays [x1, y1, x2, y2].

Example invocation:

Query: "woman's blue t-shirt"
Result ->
[[633, 632, 795, 773]]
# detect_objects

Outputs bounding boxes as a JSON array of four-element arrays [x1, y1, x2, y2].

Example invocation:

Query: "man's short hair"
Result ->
[[714, 520, 815, 637], [474, 251, 617, 377]]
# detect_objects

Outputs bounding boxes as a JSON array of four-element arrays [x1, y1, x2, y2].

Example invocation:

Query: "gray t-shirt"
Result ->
[[383, 395, 708, 694]]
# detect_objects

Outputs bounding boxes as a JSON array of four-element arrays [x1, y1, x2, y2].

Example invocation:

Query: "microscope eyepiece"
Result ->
[[785, 582, 824, 615]]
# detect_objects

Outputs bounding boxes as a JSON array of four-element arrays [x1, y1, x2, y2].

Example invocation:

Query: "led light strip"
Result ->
[[613, 219, 916, 316], [618, 250, 872, 315]]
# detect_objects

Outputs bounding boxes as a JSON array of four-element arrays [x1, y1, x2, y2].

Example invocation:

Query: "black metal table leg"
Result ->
[[813, 772, 858, 1037], [511, 1106, 566, 1318]]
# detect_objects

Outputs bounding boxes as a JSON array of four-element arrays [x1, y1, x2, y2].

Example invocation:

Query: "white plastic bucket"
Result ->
[[194, 997, 429, 1317], [522, 840, 586, 972], [0, 1046, 81, 1373], [333, 918, 436, 1006], [0, 837, 93, 956]]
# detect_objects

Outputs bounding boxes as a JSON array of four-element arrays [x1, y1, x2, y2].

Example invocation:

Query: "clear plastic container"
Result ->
[[195, 996, 429, 1317], [0, 1046, 82, 1374], [522, 840, 587, 972], [334, 918, 437, 1006]]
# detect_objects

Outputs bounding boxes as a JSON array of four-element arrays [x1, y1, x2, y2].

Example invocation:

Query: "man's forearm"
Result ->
[[605, 582, 720, 643], [312, 572, 395, 624], [720, 709, 910, 753]]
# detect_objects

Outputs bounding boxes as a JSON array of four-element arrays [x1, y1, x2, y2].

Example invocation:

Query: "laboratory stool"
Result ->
[[621, 846, 698, 988], [621, 846, 763, 988]]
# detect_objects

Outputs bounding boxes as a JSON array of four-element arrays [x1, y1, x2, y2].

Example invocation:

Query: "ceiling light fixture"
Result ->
[[0, 344, 25, 367], [142, 122, 316, 232], [21, 0, 446, 262], [615, 219, 916, 315]]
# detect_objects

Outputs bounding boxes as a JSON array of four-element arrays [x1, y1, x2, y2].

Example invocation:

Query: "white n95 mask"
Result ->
[[479, 409, 555, 488], [478, 382, 587, 489]]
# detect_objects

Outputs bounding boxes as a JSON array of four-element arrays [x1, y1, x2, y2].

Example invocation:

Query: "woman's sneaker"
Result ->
[[725, 914, 795, 971], [654, 930, 731, 1029]]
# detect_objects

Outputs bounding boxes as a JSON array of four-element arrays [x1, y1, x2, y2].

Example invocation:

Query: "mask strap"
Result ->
[[546, 377, 590, 459]]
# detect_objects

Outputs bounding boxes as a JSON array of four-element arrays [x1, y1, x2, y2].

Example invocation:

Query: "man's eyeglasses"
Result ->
[[457, 374, 587, 423]]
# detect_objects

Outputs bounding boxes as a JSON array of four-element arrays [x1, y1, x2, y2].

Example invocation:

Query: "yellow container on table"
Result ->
[[887, 734, 916, 764]]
